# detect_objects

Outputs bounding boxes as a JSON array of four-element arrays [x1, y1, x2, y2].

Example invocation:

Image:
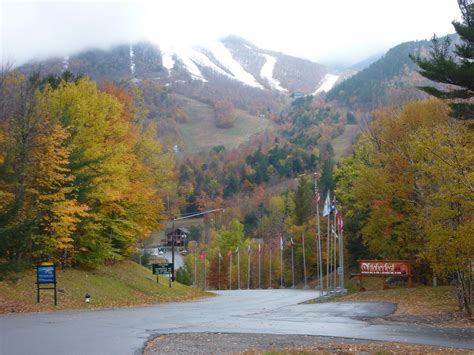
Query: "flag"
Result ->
[[227, 250, 232, 257], [219, 252, 222, 260], [314, 190, 321, 205], [247, 245, 251, 255], [258, 243, 261, 254], [323, 191, 331, 217], [235, 246, 239, 253], [337, 211, 344, 233], [199, 253, 206, 260], [331, 195, 337, 215], [280, 236, 283, 250], [290, 238, 295, 246]]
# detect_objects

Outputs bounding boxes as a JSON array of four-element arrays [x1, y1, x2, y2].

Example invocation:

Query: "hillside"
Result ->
[[0, 261, 209, 313], [173, 94, 273, 153], [326, 39, 435, 111]]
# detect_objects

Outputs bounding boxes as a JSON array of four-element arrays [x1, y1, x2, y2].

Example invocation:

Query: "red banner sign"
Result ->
[[358, 260, 410, 276]]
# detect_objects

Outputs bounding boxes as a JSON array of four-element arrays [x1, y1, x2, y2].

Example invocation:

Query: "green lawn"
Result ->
[[174, 95, 272, 153], [0, 260, 211, 314]]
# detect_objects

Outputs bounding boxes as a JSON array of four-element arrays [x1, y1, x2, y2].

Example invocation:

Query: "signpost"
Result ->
[[152, 263, 174, 288], [36, 262, 57, 306], [357, 260, 412, 290]]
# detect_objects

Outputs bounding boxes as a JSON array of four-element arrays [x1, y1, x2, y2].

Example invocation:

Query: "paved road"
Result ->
[[1, 290, 473, 355]]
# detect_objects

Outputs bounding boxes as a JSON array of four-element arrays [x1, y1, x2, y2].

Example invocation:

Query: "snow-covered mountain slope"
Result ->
[[162, 36, 339, 95], [260, 54, 287, 92], [313, 74, 340, 95], [20, 36, 342, 97]]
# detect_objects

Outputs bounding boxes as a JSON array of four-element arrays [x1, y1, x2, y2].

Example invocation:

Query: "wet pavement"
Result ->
[[1, 289, 473, 355]]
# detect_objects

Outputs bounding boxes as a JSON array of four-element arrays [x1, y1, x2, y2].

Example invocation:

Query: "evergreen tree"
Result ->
[[411, 0, 474, 120]]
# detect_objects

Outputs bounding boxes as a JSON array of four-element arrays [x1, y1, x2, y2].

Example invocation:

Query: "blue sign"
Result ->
[[37, 265, 56, 284]]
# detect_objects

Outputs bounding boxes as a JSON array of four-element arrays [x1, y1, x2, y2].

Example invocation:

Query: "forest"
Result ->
[[0, 0, 472, 318]]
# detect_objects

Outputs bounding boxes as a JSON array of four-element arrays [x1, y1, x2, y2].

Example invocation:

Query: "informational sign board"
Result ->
[[152, 263, 174, 275], [358, 260, 410, 276], [37, 265, 56, 283], [36, 262, 57, 305]]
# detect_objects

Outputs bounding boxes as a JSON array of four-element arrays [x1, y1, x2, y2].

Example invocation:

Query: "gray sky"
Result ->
[[1, 0, 462, 67]]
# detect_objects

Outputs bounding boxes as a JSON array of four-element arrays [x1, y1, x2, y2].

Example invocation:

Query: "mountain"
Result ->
[[326, 39, 436, 111], [19, 37, 342, 114]]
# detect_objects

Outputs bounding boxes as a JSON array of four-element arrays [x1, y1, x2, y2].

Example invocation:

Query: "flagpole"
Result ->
[[229, 253, 232, 290], [280, 236, 284, 289], [258, 244, 261, 289], [341, 228, 344, 290], [302, 231, 308, 288], [333, 204, 337, 290], [203, 254, 206, 291], [269, 244, 272, 289], [338, 222, 342, 289], [247, 246, 251, 289], [315, 178, 323, 295], [327, 210, 330, 291], [218, 253, 221, 290], [237, 247, 241, 290], [291, 240, 295, 288], [194, 249, 197, 288]]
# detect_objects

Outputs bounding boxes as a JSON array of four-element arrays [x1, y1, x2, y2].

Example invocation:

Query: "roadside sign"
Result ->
[[36, 262, 57, 305], [37, 265, 56, 283], [152, 263, 174, 275]]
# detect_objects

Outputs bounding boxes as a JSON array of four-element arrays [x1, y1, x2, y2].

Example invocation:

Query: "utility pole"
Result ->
[[170, 208, 223, 283]]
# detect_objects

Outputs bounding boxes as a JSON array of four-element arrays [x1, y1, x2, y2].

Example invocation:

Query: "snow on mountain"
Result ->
[[173, 47, 207, 81], [260, 54, 287, 92], [162, 51, 175, 71], [165, 41, 265, 89], [62, 55, 69, 71], [204, 41, 264, 89], [313, 74, 339, 95], [129, 45, 135, 76]]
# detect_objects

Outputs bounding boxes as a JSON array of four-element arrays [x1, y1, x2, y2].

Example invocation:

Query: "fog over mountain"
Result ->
[[1, 0, 461, 67]]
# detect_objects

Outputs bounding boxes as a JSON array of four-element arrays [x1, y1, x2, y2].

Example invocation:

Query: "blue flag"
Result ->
[[323, 191, 331, 217]]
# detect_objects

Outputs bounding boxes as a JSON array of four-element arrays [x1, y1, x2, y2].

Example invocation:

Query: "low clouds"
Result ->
[[1, 0, 461, 67], [1, 1, 143, 65]]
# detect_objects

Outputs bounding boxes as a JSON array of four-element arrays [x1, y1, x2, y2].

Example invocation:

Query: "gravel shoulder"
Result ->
[[144, 333, 472, 354]]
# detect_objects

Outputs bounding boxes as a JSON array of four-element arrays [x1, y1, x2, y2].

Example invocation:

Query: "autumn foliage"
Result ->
[[0, 72, 174, 266]]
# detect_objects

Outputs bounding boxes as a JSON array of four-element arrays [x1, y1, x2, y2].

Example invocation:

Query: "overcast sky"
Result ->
[[1, 0, 462, 67]]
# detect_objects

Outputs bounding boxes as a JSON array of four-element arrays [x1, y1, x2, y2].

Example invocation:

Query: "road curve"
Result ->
[[1, 289, 473, 355]]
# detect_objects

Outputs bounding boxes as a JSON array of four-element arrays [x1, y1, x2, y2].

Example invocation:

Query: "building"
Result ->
[[165, 227, 190, 247]]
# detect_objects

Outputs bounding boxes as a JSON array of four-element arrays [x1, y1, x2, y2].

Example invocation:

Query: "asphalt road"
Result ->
[[1, 289, 473, 355]]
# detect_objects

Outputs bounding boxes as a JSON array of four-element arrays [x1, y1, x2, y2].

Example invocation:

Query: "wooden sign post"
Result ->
[[36, 262, 57, 306]]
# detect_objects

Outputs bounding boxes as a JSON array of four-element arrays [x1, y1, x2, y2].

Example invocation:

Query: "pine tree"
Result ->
[[411, 0, 474, 120]]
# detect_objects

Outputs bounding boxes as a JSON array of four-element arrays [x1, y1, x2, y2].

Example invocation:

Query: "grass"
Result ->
[[174, 94, 272, 153], [331, 124, 360, 161], [316, 276, 460, 317], [0, 260, 211, 314], [340, 284, 458, 316]]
